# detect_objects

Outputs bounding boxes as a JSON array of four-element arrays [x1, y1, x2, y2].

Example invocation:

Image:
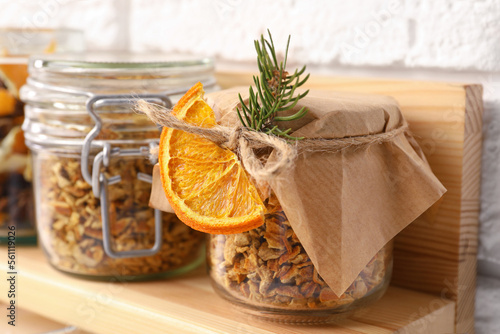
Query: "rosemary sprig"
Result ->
[[237, 30, 310, 140]]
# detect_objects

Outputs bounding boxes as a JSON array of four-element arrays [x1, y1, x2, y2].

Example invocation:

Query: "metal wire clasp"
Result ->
[[81, 94, 172, 259]]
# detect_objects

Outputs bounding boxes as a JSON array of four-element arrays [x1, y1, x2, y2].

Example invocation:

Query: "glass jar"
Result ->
[[208, 194, 393, 323], [21, 53, 217, 279], [0, 28, 84, 244]]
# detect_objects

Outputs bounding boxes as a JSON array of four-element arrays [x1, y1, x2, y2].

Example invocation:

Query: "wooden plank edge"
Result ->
[[455, 84, 483, 334], [214, 71, 473, 90]]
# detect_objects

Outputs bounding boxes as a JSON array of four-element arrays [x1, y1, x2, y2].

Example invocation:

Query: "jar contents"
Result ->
[[208, 195, 392, 318], [35, 152, 205, 277]]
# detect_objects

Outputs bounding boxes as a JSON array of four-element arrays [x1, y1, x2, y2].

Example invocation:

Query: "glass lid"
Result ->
[[29, 53, 214, 77]]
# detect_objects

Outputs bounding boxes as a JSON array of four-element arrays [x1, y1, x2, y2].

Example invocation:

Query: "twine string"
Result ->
[[137, 100, 408, 181]]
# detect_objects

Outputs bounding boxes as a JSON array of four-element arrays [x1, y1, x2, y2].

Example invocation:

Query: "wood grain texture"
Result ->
[[456, 85, 483, 334], [215, 72, 483, 334], [0, 248, 454, 334]]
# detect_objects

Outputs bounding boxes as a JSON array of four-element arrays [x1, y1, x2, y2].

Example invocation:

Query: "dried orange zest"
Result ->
[[158, 82, 265, 234]]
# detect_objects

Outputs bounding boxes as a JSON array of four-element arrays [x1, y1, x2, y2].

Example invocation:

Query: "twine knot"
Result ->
[[222, 126, 244, 151]]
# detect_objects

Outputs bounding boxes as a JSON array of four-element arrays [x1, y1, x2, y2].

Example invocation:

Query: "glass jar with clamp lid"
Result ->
[[22, 53, 217, 279]]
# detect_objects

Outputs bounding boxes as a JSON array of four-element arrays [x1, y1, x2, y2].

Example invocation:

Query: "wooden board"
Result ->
[[0, 247, 454, 334], [215, 72, 483, 334]]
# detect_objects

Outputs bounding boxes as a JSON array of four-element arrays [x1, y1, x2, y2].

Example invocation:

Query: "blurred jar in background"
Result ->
[[0, 28, 85, 244]]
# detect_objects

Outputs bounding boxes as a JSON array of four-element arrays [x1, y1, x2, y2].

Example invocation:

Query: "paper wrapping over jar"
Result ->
[[150, 87, 446, 297]]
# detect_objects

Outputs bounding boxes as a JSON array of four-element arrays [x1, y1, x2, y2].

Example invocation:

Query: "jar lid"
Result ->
[[29, 53, 214, 78], [22, 52, 218, 150]]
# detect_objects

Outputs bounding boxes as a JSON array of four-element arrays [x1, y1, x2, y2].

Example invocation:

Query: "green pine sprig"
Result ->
[[236, 30, 310, 140]]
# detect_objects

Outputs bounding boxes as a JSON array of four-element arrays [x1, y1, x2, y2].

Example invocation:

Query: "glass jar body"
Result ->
[[207, 195, 393, 323], [32, 146, 205, 278]]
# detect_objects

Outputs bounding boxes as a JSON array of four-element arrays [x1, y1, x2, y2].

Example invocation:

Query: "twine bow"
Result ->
[[136, 100, 408, 181]]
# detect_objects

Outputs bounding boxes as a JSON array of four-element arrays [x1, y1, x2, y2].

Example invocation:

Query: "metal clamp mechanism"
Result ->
[[81, 94, 172, 259]]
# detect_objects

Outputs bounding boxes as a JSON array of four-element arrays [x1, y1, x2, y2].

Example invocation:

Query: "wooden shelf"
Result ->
[[0, 247, 455, 334]]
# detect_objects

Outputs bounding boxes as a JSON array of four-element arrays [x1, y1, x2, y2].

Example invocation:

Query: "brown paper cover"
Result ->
[[151, 87, 446, 296]]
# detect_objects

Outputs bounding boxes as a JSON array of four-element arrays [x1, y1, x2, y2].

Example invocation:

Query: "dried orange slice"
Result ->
[[158, 82, 265, 234]]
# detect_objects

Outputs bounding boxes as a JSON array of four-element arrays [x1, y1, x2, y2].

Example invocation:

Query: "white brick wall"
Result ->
[[2, 0, 500, 331], [128, 0, 500, 71], [3, 0, 498, 71]]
